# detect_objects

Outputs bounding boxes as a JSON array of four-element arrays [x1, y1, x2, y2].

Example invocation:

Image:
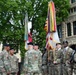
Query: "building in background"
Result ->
[[57, 0, 76, 50]]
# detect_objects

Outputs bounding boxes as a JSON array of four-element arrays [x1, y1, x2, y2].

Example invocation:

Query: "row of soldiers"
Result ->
[[1, 41, 76, 75], [0, 44, 19, 75], [42, 41, 76, 75]]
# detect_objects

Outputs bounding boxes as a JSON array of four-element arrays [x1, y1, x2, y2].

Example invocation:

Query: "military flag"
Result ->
[[24, 13, 33, 50], [45, 1, 60, 50]]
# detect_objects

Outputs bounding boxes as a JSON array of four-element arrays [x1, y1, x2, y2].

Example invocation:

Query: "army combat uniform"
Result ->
[[42, 50, 48, 75], [62, 47, 74, 75], [24, 49, 42, 75], [9, 54, 19, 75], [72, 51, 76, 75], [0, 50, 11, 75], [48, 50, 55, 75], [54, 48, 63, 75]]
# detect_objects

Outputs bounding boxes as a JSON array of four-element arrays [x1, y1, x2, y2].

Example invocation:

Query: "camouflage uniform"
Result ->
[[62, 47, 74, 75], [36, 49, 42, 75], [73, 51, 76, 75], [24, 49, 42, 75], [48, 50, 55, 75], [54, 48, 63, 75], [9, 54, 19, 75], [42, 50, 48, 75], [0, 50, 11, 75], [37, 49, 42, 56]]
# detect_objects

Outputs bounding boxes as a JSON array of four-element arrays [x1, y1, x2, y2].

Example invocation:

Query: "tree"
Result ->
[[0, 0, 70, 57]]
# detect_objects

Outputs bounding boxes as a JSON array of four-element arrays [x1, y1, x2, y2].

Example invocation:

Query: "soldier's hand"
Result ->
[[53, 61, 57, 64]]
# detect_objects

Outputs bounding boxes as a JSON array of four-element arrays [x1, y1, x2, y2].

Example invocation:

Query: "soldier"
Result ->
[[0, 44, 11, 75], [33, 44, 42, 73], [53, 43, 63, 75], [70, 48, 76, 75], [48, 49, 54, 75], [9, 48, 19, 75], [23, 42, 42, 75], [42, 48, 48, 75], [62, 41, 74, 75]]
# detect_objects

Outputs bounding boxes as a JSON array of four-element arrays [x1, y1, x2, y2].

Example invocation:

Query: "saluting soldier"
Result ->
[[62, 41, 74, 75], [53, 43, 63, 75], [9, 48, 19, 75], [0, 44, 11, 75], [23, 42, 42, 75]]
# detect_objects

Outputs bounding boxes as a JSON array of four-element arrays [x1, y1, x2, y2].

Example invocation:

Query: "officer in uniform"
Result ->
[[33, 44, 42, 73], [9, 48, 19, 75], [53, 43, 63, 75], [0, 44, 11, 75], [62, 41, 74, 75], [48, 49, 54, 75], [23, 42, 42, 75]]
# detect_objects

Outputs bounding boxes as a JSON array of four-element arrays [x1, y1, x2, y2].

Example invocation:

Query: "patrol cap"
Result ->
[[62, 41, 68, 44], [4, 44, 10, 47], [27, 42, 33, 45], [56, 43, 61, 46], [34, 44, 39, 46]]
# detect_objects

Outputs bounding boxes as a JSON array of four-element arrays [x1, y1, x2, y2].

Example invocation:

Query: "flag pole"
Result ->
[[50, 0, 53, 1]]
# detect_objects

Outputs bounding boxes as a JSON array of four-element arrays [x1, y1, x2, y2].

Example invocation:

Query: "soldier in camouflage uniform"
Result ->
[[48, 49, 54, 75], [33, 44, 42, 74], [42, 48, 48, 75], [71, 49, 76, 75], [53, 43, 63, 75], [23, 42, 42, 75], [0, 44, 11, 75], [9, 48, 19, 75], [62, 41, 74, 75]]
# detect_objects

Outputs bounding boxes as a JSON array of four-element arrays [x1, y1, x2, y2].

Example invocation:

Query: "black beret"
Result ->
[[4, 44, 10, 47], [34, 44, 39, 46], [28, 42, 33, 45], [63, 41, 68, 44], [56, 43, 61, 46]]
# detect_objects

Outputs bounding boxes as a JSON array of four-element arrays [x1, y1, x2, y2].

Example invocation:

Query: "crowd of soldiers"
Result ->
[[42, 41, 76, 75], [0, 41, 76, 75], [0, 44, 19, 75], [23, 41, 76, 75]]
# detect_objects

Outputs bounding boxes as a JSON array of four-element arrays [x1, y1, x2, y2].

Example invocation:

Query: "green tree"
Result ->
[[0, 0, 70, 57]]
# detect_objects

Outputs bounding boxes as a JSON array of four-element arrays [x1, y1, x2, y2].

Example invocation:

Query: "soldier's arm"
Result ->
[[15, 56, 19, 73], [3, 52, 11, 72], [38, 53, 42, 67], [23, 52, 28, 72], [0, 53, 5, 72]]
